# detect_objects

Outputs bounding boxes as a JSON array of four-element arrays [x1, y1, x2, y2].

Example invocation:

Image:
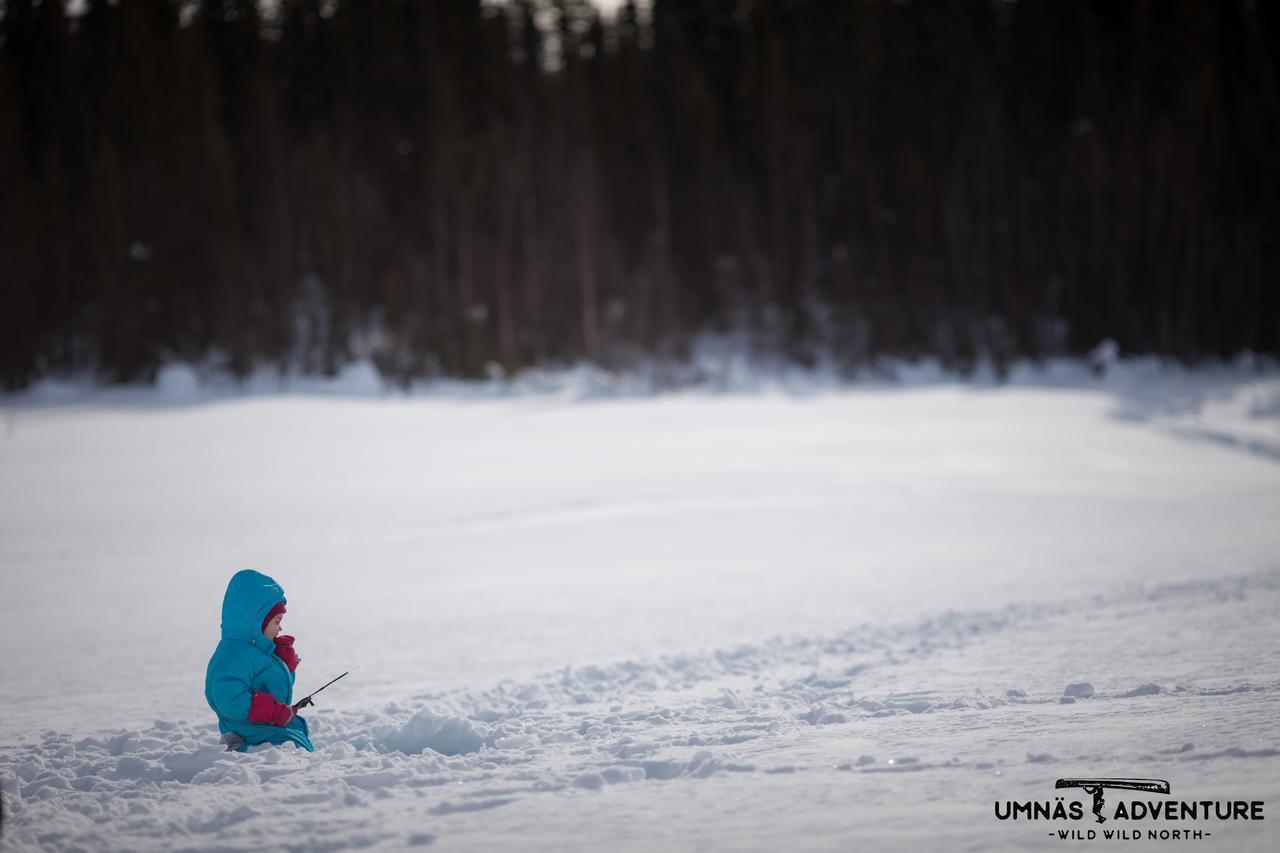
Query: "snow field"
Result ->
[[1, 365, 1278, 850]]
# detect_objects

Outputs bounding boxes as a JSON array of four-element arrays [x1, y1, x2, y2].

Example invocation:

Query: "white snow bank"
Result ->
[[4, 346, 1277, 406]]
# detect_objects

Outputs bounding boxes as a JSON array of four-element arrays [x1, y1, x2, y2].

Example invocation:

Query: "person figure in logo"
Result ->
[[205, 569, 314, 752], [1082, 785, 1106, 823]]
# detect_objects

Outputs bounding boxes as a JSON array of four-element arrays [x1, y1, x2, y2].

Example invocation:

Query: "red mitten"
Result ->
[[274, 635, 300, 672], [248, 690, 295, 726]]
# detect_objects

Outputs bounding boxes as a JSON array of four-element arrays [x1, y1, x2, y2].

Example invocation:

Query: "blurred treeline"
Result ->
[[1, 0, 1277, 389]]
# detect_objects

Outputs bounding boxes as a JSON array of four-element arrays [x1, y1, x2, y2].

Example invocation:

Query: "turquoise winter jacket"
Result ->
[[205, 569, 314, 752]]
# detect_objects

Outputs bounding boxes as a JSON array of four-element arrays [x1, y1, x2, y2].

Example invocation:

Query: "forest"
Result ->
[[1, 0, 1277, 389]]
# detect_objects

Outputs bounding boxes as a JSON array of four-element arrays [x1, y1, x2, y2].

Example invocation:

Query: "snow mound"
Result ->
[[153, 362, 199, 402], [375, 709, 487, 756]]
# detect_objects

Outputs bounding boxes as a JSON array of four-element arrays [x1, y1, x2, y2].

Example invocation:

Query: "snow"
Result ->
[[1, 363, 1278, 851]]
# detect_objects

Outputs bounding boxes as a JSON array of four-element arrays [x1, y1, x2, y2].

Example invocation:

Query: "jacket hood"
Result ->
[[221, 569, 286, 648]]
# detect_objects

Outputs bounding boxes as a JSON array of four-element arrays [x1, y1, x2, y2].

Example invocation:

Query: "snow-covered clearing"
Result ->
[[2, 363, 1278, 851]]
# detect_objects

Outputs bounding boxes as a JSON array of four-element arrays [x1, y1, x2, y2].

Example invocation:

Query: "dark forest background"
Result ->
[[1, 0, 1277, 390]]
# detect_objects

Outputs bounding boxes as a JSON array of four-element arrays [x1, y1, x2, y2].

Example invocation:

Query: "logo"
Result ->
[[994, 776, 1266, 843]]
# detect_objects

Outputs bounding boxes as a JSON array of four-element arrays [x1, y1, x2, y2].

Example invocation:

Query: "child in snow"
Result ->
[[205, 569, 315, 752]]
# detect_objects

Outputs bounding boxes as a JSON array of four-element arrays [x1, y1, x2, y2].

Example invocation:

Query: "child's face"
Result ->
[[264, 613, 284, 640]]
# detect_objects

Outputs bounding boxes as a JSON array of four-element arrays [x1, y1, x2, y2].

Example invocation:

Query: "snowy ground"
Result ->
[[1, 362, 1278, 851]]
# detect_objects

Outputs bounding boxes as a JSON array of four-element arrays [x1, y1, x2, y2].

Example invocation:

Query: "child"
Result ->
[[205, 569, 315, 752]]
